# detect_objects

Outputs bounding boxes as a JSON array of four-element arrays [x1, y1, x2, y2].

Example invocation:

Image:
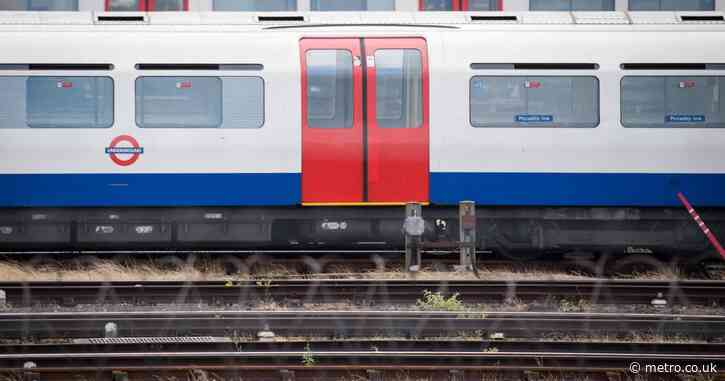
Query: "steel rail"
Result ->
[[1, 279, 723, 307], [0, 350, 722, 372], [1, 311, 723, 340], [1, 339, 723, 355]]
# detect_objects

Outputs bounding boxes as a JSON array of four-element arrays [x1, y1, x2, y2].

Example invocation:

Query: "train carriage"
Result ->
[[0, 11, 724, 259]]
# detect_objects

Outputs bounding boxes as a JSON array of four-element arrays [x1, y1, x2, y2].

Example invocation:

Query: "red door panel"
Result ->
[[365, 38, 429, 203], [301, 39, 364, 203]]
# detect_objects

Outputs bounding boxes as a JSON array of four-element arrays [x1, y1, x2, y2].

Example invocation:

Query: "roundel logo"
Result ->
[[105, 135, 144, 167]]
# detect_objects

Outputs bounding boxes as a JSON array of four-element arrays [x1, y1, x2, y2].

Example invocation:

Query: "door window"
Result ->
[[306, 50, 354, 129], [375, 49, 423, 128]]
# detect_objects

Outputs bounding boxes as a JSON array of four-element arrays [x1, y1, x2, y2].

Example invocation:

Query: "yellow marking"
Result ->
[[302, 202, 430, 207]]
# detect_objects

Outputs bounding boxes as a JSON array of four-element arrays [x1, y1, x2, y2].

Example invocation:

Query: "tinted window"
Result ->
[[136, 77, 222, 128], [26, 77, 113, 128], [222, 77, 264, 129], [422, 0, 454, 10], [469, 0, 500, 10], [530, 0, 615, 10], [136, 77, 264, 129], [214, 0, 297, 11], [0, 0, 78, 10], [629, 0, 714, 10], [622, 76, 725, 128], [107, 0, 141, 11], [0, 77, 113, 129], [311, 0, 395, 11], [470, 76, 599, 128], [306, 50, 354, 129], [153, 0, 185, 10], [375, 49, 423, 129]]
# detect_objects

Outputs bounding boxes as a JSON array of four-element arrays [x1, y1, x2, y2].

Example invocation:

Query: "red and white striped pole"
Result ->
[[677, 192, 725, 260]]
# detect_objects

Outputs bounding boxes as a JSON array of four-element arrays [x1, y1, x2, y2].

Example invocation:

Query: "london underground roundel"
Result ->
[[105, 135, 144, 167]]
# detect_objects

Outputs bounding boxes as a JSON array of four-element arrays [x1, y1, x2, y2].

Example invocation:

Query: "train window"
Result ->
[[222, 77, 264, 129], [530, 0, 614, 10], [107, 0, 142, 11], [306, 50, 353, 129], [136, 77, 264, 129], [153, 0, 186, 11], [26, 77, 113, 128], [0, 77, 113, 129], [0, 0, 78, 11], [213, 0, 296, 11], [311, 0, 395, 11], [629, 0, 714, 10], [468, 0, 501, 10], [136, 77, 222, 128], [621, 76, 725, 128], [421, 0, 455, 10], [375, 49, 423, 129], [470, 76, 599, 128]]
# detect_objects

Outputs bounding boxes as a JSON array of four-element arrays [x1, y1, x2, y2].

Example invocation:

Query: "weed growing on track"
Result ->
[[302, 342, 316, 367], [416, 290, 464, 312]]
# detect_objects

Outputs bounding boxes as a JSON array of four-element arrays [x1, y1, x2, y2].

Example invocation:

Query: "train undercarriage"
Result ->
[[0, 205, 722, 265]]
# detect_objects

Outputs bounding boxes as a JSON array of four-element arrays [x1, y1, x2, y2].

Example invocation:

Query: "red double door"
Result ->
[[301, 38, 429, 205]]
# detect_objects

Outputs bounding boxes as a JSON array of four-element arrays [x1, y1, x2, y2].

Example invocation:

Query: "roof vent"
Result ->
[[680, 15, 724, 22], [257, 15, 305, 23], [470, 15, 518, 22], [95, 13, 148, 24]]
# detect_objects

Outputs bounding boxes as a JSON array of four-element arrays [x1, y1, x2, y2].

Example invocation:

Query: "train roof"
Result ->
[[0, 10, 724, 31]]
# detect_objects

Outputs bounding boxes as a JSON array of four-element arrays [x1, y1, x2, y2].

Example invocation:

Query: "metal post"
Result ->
[[280, 370, 295, 381], [404, 203, 424, 272], [459, 201, 476, 270], [22, 362, 38, 381]]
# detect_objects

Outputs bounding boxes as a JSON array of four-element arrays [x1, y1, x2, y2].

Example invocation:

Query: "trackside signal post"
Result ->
[[404, 203, 424, 272], [459, 201, 477, 269]]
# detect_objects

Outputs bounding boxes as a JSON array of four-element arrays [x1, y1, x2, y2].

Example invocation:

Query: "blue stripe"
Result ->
[[0, 173, 300, 207], [3, 172, 724, 208], [431, 172, 725, 207]]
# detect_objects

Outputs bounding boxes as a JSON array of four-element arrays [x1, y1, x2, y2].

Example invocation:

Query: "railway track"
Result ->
[[2, 311, 724, 340], [0, 339, 722, 380], [2, 279, 724, 307]]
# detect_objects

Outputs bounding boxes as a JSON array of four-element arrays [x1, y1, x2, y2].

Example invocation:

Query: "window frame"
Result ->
[[105, 0, 189, 11], [469, 75, 601, 129], [134, 75, 266, 129], [620, 75, 725, 129]]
